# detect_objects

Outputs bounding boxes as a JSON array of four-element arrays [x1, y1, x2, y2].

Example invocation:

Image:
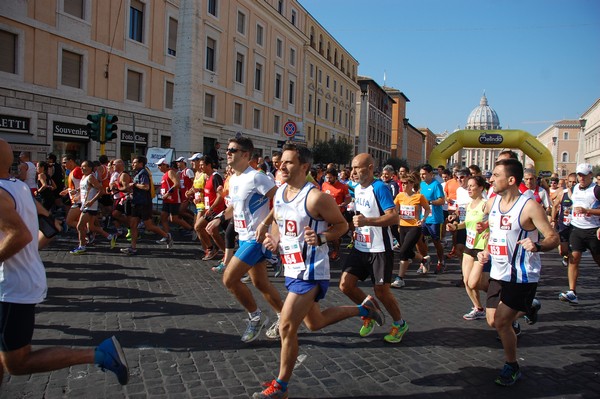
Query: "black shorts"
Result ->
[[558, 226, 572, 244], [162, 203, 180, 215], [342, 249, 394, 285], [569, 226, 600, 254], [463, 247, 483, 260], [398, 225, 422, 261], [224, 220, 236, 249], [0, 302, 36, 352], [82, 208, 99, 216], [131, 203, 153, 221], [98, 194, 113, 207], [456, 228, 467, 245], [486, 279, 537, 313]]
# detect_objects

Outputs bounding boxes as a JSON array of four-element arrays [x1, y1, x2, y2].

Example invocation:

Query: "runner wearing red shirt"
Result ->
[[321, 168, 351, 261]]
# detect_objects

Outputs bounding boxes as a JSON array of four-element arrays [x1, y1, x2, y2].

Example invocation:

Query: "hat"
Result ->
[[175, 156, 186, 162], [156, 158, 168, 166], [188, 153, 203, 161], [576, 163, 593, 175], [485, 171, 492, 178]]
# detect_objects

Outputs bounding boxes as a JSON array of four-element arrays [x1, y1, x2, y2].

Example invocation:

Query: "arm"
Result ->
[[306, 189, 348, 245], [518, 200, 560, 252], [354, 207, 399, 228], [0, 189, 33, 262]]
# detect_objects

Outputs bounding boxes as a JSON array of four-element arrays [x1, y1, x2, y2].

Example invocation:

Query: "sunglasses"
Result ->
[[226, 147, 243, 154]]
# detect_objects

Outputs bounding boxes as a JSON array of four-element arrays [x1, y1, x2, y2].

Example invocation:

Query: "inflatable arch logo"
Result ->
[[429, 129, 554, 177]]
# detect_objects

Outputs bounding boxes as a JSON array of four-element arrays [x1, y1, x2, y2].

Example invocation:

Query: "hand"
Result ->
[[447, 214, 457, 223], [263, 232, 278, 252], [517, 237, 536, 252], [476, 221, 488, 234], [353, 213, 367, 228], [304, 226, 319, 246], [477, 250, 489, 264], [255, 222, 268, 242], [205, 218, 220, 235], [447, 223, 456, 231]]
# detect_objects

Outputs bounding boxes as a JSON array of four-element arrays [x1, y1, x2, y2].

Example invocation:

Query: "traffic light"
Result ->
[[104, 114, 118, 142], [87, 113, 101, 142]]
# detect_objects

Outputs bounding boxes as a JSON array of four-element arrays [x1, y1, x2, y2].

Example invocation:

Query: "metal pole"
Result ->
[[100, 108, 106, 155], [133, 114, 137, 155]]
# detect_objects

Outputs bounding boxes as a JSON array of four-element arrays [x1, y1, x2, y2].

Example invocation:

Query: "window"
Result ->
[[333, 80, 337, 92], [206, 37, 216, 71], [235, 52, 244, 83], [289, 48, 295, 66], [64, 0, 84, 19], [318, 69, 322, 84], [563, 132, 569, 140], [254, 63, 262, 91], [256, 24, 264, 46], [129, 0, 144, 43], [291, 10, 297, 26], [309, 63, 314, 78], [165, 81, 174, 109], [276, 38, 282, 58], [561, 152, 568, 162], [253, 109, 261, 129], [234, 102, 243, 125], [237, 11, 246, 34], [278, 0, 284, 14], [289, 81, 295, 104], [317, 98, 321, 116], [204, 93, 215, 118], [127, 69, 142, 101], [333, 106, 336, 122], [0, 30, 17, 74], [325, 103, 329, 119], [274, 115, 281, 134], [61, 50, 82, 88], [208, 0, 217, 17], [275, 73, 281, 99], [308, 94, 313, 113], [168, 18, 178, 56], [326, 75, 329, 88]]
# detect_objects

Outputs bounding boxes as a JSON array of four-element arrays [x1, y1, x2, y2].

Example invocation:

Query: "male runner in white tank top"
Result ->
[[478, 158, 558, 386]]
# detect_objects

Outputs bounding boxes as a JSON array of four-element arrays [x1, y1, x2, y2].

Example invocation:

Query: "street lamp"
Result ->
[[402, 117, 409, 161], [577, 118, 587, 164], [552, 136, 558, 173]]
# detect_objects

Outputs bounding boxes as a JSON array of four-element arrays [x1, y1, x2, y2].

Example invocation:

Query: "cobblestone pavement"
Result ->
[[1, 232, 599, 398]]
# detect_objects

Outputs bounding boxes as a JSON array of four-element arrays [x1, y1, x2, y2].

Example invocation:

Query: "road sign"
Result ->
[[283, 121, 297, 137]]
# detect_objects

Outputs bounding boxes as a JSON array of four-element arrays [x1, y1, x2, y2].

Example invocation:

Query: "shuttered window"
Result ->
[[168, 18, 177, 56], [62, 50, 82, 88], [64, 0, 84, 19], [127, 70, 142, 102], [165, 81, 174, 109], [0, 30, 16, 74]]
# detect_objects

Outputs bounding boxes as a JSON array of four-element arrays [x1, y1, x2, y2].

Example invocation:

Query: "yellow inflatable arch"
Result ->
[[429, 129, 554, 176]]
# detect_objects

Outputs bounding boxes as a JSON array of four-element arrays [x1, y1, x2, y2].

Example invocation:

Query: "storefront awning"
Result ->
[[0, 132, 49, 152]]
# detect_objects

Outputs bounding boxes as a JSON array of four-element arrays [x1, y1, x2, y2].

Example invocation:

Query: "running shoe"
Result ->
[[241, 274, 252, 284], [95, 336, 129, 385], [252, 380, 288, 399], [559, 290, 578, 304], [212, 261, 226, 274], [391, 276, 405, 288], [155, 236, 168, 244], [126, 229, 132, 241], [361, 295, 385, 326], [329, 250, 340, 261], [434, 261, 446, 274], [242, 315, 269, 343], [524, 298, 541, 325], [384, 321, 409, 344], [359, 317, 375, 337], [70, 245, 86, 254], [86, 232, 96, 245], [346, 242, 354, 249], [202, 247, 219, 261], [120, 247, 137, 256], [562, 256, 568, 267], [273, 259, 282, 278], [166, 233, 174, 249], [494, 363, 521, 386], [496, 321, 521, 341], [265, 317, 281, 340], [416, 265, 425, 274], [108, 234, 117, 249], [463, 307, 486, 321]]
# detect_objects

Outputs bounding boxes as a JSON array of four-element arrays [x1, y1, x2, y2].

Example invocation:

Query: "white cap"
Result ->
[[576, 163, 593, 175], [156, 158, 168, 166], [175, 156, 186, 162], [188, 153, 203, 161]]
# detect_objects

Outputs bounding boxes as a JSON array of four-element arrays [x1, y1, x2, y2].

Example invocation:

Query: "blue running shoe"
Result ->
[[494, 363, 521, 386], [95, 336, 129, 385]]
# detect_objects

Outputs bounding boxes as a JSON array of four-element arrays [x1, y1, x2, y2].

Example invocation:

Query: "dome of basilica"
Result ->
[[466, 93, 501, 130]]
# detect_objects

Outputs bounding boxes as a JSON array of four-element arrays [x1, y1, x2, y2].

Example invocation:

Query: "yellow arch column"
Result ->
[[429, 130, 554, 176]]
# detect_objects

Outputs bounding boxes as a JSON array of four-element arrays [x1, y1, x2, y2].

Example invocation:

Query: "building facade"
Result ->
[[356, 77, 394, 169], [0, 0, 359, 167], [537, 119, 580, 177], [580, 98, 600, 166]]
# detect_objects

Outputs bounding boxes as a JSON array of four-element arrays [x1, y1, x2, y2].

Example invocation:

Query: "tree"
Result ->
[[384, 157, 408, 172], [312, 138, 353, 167]]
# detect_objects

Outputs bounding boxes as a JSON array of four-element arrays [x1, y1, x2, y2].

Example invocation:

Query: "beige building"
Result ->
[[537, 120, 581, 177], [580, 98, 600, 166], [0, 0, 359, 166]]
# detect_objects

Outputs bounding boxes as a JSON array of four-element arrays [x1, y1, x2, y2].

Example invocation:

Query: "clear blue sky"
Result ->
[[300, 0, 600, 135]]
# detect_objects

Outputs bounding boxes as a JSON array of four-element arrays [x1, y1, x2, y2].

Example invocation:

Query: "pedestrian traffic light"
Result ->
[[87, 113, 101, 142], [104, 114, 119, 142]]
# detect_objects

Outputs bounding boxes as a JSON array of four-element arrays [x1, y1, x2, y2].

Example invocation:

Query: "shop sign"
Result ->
[[0, 114, 29, 133], [53, 121, 90, 138], [121, 131, 148, 145]]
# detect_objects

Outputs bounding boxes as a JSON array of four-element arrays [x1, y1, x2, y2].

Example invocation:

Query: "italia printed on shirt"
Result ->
[[353, 179, 395, 253]]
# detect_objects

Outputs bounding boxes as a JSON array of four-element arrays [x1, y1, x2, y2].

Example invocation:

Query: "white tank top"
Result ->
[[0, 178, 47, 303], [80, 174, 99, 211], [274, 182, 329, 280], [488, 195, 541, 283], [24, 161, 37, 189], [570, 182, 600, 229]]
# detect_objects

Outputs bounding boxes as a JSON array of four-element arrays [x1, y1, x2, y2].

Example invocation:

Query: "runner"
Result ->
[[156, 159, 193, 243], [551, 173, 576, 267], [252, 144, 384, 399], [205, 137, 282, 342]]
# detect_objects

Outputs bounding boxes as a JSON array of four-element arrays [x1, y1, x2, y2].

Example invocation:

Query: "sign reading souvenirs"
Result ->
[[0, 115, 29, 133], [53, 121, 90, 138]]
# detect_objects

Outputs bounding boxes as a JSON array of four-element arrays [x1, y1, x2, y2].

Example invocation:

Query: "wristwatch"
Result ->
[[534, 242, 542, 252], [317, 233, 327, 246]]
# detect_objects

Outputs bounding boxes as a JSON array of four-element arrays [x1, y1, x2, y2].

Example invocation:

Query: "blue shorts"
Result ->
[[234, 240, 272, 266], [422, 223, 443, 241], [285, 277, 329, 302]]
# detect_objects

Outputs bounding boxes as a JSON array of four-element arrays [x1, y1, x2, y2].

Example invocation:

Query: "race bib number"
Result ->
[[355, 226, 372, 250], [280, 242, 305, 276], [233, 212, 248, 234], [563, 215, 571, 226], [458, 206, 467, 222], [180, 179, 185, 189], [466, 229, 476, 249], [160, 188, 167, 196], [488, 244, 508, 256], [204, 196, 210, 206], [400, 205, 416, 220]]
